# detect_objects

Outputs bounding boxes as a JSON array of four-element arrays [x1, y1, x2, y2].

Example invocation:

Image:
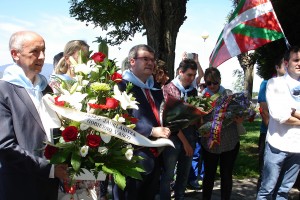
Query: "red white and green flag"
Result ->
[[209, 0, 286, 68]]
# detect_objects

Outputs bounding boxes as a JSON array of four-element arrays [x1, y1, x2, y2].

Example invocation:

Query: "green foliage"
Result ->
[[233, 118, 261, 179], [69, 0, 143, 45]]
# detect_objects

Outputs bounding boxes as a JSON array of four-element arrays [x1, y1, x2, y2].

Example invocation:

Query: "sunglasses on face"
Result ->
[[206, 81, 219, 86]]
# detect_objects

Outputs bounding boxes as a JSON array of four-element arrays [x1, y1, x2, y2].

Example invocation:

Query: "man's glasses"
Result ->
[[206, 81, 219, 86], [134, 57, 156, 63]]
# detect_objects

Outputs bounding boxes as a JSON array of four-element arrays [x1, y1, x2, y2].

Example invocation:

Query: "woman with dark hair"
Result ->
[[201, 67, 243, 200]]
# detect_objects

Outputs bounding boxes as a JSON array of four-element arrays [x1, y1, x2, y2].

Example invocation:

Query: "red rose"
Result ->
[[129, 117, 138, 124], [86, 134, 101, 148], [91, 52, 106, 63], [105, 98, 119, 109], [204, 92, 211, 98], [122, 113, 138, 123], [111, 72, 122, 83], [54, 96, 65, 107], [122, 113, 129, 118], [211, 100, 216, 108], [62, 126, 78, 142], [89, 103, 107, 109], [63, 180, 76, 194], [44, 145, 58, 159]]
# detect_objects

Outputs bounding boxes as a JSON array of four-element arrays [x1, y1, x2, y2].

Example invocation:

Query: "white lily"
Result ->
[[80, 123, 89, 131], [87, 99, 97, 114], [74, 63, 92, 75], [113, 85, 139, 110], [112, 114, 125, 123], [58, 91, 87, 110], [125, 149, 133, 160], [100, 132, 111, 143], [98, 146, 108, 155], [80, 145, 89, 157], [127, 124, 136, 129], [82, 80, 89, 86]]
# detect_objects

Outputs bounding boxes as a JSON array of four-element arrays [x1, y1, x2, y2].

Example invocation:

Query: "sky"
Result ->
[[0, 0, 262, 92]]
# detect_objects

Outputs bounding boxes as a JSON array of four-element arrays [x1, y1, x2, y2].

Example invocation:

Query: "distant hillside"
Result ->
[[0, 63, 54, 82]]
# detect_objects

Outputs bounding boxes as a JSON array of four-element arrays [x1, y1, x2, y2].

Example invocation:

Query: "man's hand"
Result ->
[[151, 127, 171, 138], [54, 164, 69, 180]]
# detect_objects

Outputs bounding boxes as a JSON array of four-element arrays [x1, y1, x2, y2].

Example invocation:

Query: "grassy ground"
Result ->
[[233, 118, 261, 179]]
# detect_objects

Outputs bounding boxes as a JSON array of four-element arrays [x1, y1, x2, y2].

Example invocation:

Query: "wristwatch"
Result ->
[[291, 108, 296, 116]]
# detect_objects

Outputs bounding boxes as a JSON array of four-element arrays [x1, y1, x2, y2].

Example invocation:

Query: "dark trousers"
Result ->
[[202, 142, 240, 200], [257, 132, 266, 191]]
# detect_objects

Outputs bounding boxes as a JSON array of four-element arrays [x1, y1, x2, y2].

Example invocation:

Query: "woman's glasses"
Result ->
[[206, 81, 219, 86]]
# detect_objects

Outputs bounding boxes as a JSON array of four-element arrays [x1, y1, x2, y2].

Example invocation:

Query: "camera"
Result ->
[[187, 53, 194, 59]]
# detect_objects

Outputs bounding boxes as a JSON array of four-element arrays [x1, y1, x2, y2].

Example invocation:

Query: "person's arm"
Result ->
[[194, 54, 204, 86], [259, 102, 269, 127], [284, 109, 300, 125], [177, 129, 193, 157]]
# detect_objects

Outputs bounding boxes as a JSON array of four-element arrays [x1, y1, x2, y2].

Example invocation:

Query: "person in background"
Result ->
[[0, 30, 68, 200], [50, 40, 100, 200], [113, 44, 171, 200], [51, 40, 89, 82], [53, 52, 63, 70], [201, 67, 243, 200], [153, 59, 170, 88], [257, 46, 300, 199], [160, 59, 199, 199], [198, 78, 207, 94], [256, 56, 285, 191], [181, 52, 203, 88], [182, 52, 205, 190]]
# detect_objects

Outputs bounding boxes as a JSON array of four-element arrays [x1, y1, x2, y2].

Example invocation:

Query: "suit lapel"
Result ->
[[14, 86, 46, 134]]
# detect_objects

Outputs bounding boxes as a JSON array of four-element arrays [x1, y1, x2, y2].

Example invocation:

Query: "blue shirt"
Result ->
[[258, 80, 268, 133]]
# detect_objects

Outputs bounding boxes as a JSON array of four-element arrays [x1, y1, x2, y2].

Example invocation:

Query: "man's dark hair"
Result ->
[[284, 46, 300, 61], [178, 59, 197, 73], [53, 52, 63, 68], [128, 44, 155, 61]]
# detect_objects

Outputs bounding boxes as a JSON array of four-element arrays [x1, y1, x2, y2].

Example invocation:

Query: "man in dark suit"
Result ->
[[0, 31, 68, 200], [113, 44, 171, 200]]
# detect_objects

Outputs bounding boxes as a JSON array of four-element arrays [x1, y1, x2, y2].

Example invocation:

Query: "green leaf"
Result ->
[[71, 151, 81, 172], [113, 171, 126, 190], [50, 149, 70, 164], [70, 82, 79, 94]]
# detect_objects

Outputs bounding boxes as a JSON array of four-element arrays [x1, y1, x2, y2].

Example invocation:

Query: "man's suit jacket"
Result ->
[[113, 80, 164, 200], [0, 80, 58, 200]]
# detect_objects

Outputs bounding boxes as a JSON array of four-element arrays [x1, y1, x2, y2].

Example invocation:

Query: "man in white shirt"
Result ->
[[257, 46, 300, 199]]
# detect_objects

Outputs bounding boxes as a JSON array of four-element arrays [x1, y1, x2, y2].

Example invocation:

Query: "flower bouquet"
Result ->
[[199, 90, 257, 148], [43, 47, 174, 191], [161, 92, 217, 133]]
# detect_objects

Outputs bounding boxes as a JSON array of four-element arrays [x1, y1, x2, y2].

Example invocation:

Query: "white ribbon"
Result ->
[[43, 94, 174, 148]]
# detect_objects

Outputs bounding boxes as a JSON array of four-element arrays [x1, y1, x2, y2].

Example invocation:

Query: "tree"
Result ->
[[232, 69, 244, 93], [69, 0, 188, 79]]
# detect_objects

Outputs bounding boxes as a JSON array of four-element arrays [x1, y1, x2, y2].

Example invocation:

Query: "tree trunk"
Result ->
[[237, 52, 257, 99], [137, 0, 187, 80]]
